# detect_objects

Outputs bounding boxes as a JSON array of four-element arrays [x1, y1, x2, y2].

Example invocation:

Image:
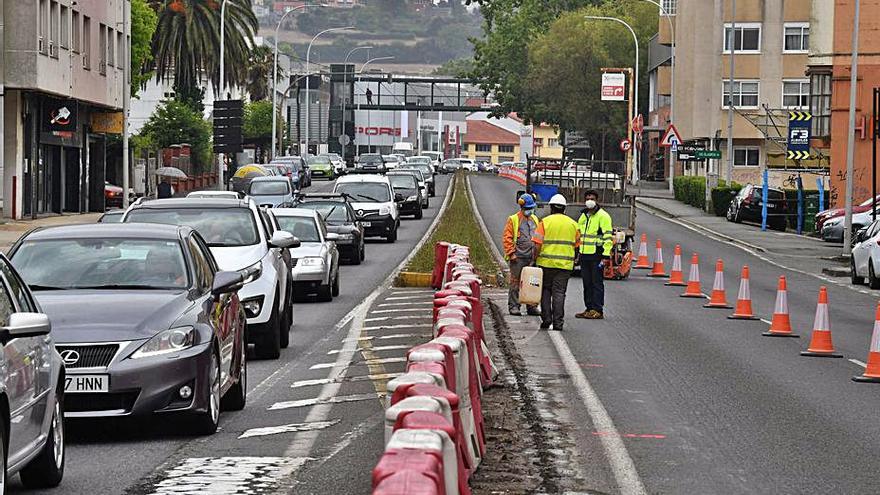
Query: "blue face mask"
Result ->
[[523, 209, 534, 217]]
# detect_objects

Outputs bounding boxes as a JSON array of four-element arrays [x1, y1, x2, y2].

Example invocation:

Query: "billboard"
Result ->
[[601, 73, 626, 101]]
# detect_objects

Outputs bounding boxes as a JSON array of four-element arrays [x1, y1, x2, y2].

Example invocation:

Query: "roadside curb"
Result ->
[[465, 174, 508, 286]]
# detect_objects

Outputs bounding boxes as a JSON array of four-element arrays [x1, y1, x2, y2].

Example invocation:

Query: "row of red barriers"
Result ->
[[372, 243, 498, 495], [497, 166, 527, 186]]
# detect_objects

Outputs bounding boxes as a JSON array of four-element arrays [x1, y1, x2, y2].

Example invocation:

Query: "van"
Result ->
[[392, 142, 415, 157]]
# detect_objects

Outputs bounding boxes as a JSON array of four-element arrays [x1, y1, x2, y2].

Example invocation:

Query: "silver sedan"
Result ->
[[270, 208, 341, 302]]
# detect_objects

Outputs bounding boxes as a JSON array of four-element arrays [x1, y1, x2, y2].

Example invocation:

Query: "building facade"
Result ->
[[462, 120, 520, 165], [2, 0, 129, 218]]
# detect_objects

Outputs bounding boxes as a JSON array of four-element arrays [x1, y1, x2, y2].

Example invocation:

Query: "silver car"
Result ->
[[248, 176, 296, 208], [0, 254, 65, 490], [271, 209, 340, 302]]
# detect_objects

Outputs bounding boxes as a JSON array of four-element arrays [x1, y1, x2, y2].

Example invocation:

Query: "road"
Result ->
[[471, 174, 880, 494], [10, 174, 450, 495]]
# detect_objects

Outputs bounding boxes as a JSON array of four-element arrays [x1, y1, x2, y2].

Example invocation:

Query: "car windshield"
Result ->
[[389, 175, 418, 191], [404, 166, 428, 180], [249, 181, 290, 196], [275, 216, 321, 243], [360, 155, 382, 163], [408, 158, 430, 165], [298, 201, 350, 223], [12, 238, 189, 290], [125, 208, 259, 247], [335, 182, 392, 202], [99, 212, 124, 223], [308, 156, 331, 165]]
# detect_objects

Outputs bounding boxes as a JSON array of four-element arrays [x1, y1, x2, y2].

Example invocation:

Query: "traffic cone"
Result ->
[[634, 234, 650, 269], [800, 287, 842, 358], [680, 254, 705, 298], [704, 260, 732, 309], [728, 266, 759, 320], [648, 240, 667, 278], [665, 245, 686, 286], [853, 303, 880, 382], [763, 276, 799, 337]]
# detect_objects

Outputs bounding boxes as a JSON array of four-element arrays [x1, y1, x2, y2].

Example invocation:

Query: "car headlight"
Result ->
[[131, 327, 197, 359], [241, 295, 264, 318], [380, 205, 392, 216], [300, 257, 325, 267], [407, 195, 417, 202], [241, 260, 262, 284]]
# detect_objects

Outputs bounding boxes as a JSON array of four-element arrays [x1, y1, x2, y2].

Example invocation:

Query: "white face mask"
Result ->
[[585, 200, 597, 210]]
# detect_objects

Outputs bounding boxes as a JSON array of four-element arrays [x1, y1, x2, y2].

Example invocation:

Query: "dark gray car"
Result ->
[[248, 176, 296, 208], [9, 224, 248, 434]]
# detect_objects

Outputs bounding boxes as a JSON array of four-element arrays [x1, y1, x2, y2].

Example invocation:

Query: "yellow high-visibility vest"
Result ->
[[577, 208, 613, 256], [535, 214, 579, 270]]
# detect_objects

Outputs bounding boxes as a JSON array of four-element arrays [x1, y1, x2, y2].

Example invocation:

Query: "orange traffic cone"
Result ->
[[853, 302, 880, 382], [648, 240, 667, 278], [800, 287, 842, 358], [704, 260, 732, 309], [728, 266, 759, 320], [680, 254, 705, 298], [665, 245, 686, 286], [763, 276, 798, 337], [634, 234, 650, 269]]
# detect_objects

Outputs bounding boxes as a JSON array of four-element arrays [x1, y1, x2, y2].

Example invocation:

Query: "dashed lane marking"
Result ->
[[849, 359, 867, 368], [359, 324, 433, 332], [369, 308, 433, 314], [269, 393, 385, 411], [377, 302, 434, 307], [364, 315, 434, 322], [238, 420, 340, 439], [290, 373, 403, 389], [309, 356, 406, 370], [386, 295, 435, 301], [328, 344, 410, 354], [593, 432, 667, 440], [342, 333, 432, 342], [146, 457, 304, 494]]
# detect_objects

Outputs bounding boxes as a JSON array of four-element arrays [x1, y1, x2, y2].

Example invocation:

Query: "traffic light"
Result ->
[[213, 99, 243, 154]]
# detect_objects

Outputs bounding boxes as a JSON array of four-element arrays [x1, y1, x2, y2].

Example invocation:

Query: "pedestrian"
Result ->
[[366, 88, 373, 105], [157, 178, 173, 199], [575, 189, 614, 320], [532, 193, 580, 331], [503, 193, 541, 316]]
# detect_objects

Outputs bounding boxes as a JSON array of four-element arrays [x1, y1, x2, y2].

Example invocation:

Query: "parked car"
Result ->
[[383, 155, 403, 170], [9, 224, 248, 435], [105, 182, 125, 208], [458, 158, 476, 171], [402, 162, 435, 197], [187, 191, 246, 200], [440, 159, 462, 174], [387, 172, 423, 219], [333, 175, 400, 242], [307, 155, 337, 180], [270, 209, 341, 302], [852, 220, 880, 288], [726, 184, 788, 231], [0, 253, 65, 489], [123, 198, 298, 359], [815, 195, 880, 232], [272, 156, 311, 188], [391, 168, 429, 208], [357, 154, 387, 173], [293, 194, 365, 265], [477, 162, 498, 173], [320, 153, 346, 176], [821, 206, 880, 243], [248, 176, 296, 208], [98, 209, 125, 223]]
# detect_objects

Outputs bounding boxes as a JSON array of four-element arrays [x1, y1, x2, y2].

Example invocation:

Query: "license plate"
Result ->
[[766, 204, 776, 208], [361, 222, 372, 227], [65, 374, 109, 393]]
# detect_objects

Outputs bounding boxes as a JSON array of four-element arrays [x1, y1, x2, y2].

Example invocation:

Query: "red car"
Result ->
[[105, 182, 124, 208], [815, 195, 880, 231]]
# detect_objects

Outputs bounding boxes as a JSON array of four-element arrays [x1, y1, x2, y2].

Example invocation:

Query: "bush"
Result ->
[[673, 176, 706, 210], [711, 186, 740, 216]]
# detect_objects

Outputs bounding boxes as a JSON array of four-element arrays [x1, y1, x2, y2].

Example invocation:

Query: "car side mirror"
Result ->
[[394, 193, 405, 202], [2, 312, 51, 342], [326, 232, 340, 242], [211, 271, 245, 297], [270, 230, 301, 249], [856, 228, 868, 243]]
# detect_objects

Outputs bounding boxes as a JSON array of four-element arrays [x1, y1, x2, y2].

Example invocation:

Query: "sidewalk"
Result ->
[[635, 196, 848, 277], [0, 213, 102, 252]]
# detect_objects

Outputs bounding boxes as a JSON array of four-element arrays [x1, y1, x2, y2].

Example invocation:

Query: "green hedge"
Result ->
[[674, 176, 742, 215]]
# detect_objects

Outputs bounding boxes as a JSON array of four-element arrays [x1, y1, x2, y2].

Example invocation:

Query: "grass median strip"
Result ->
[[405, 172, 499, 279]]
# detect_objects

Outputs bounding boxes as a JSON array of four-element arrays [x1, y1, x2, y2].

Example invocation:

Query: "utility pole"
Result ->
[[218, 0, 227, 189], [122, 0, 130, 207], [844, 0, 861, 254], [726, 0, 736, 185]]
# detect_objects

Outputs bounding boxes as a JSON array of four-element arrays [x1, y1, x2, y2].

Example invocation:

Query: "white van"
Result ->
[[392, 142, 415, 157], [333, 174, 401, 242]]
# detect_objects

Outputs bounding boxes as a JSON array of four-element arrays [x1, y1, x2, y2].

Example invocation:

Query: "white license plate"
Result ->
[[65, 374, 109, 393], [361, 222, 372, 227]]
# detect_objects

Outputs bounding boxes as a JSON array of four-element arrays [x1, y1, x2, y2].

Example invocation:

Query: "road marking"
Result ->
[[849, 359, 867, 368], [370, 308, 432, 314], [377, 302, 433, 307], [547, 331, 647, 495], [270, 392, 385, 411], [328, 344, 410, 354], [593, 432, 667, 440], [291, 373, 403, 389], [360, 324, 433, 332], [386, 295, 434, 301], [343, 333, 431, 342], [390, 289, 434, 295], [759, 318, 773, 325], [364, 315, 434, 322], [147, 457, 303, 494], [239, 420, 340, 439], [309, 356, 407, 370]]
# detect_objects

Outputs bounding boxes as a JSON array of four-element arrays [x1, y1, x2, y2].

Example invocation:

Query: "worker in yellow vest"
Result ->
[[575, 189, 614, 319], [531, 194, 580, 331], [502, 193, 541, 316]]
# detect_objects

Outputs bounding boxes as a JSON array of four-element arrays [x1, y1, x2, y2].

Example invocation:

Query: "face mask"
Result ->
[[585, 200, 597, 210], [523, 209, 534, 217]]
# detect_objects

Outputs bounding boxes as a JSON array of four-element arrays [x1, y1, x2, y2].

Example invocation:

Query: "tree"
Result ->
[[131, 0, 159, 98], [244, 45, 274, 102], [141, 100, 213, 171], [151, 0, 258, 96], [243, 100, 280, 162], [432, 58, 474, 77]]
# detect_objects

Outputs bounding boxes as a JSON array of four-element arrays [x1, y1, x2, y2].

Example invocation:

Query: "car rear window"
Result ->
[[126, 207, 259, 247], [250, 181, 290, 196], [335, 182, 391, 202], [298, 201, 349, 223], [389, 175, 418, 190], [275, 216, 320, 243]]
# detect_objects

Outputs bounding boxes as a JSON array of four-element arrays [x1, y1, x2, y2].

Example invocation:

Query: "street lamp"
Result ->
[[360, 56, 395, 73], [642, 0, 676, 192], [304, 26, 354, 156], [586, 15, 640, 184], [341, 46, 373, 162], [844, 0, 862, 254], [219, 0, 229, 189], [272, 5, 323, 160]]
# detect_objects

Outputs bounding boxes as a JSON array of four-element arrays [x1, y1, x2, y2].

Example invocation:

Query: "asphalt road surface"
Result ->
[[9, 174, 451, 495], [471, 174, 880, 494]]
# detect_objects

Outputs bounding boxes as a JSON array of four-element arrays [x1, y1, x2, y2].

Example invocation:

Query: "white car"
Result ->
[[382, 155, 402, 170], [187, 190, 245, 200], [421, 151, 442, 169], [124, 197, 298, 359], [458, 158, 476, 171], [333, 175, 400, 242], [852, 219, 880, 288], [320, 153, 346, 176], [271, 209, 341, 302]]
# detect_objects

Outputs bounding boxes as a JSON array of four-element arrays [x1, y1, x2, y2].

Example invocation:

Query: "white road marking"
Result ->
[[343, 332, 431, 342], [386, 295, 434, 301], [309, 356, 406, 370], [370, 308, 432, 314], [548, 331, 647, 495], [328, 344, 410, 354], [270, 393, 384, 411], [364, 315, 434, 322], [849, 359, 868, 368], [359, 324, 433, 332], [290, 373, 403, 389], [238, 420, 340, 439], [377, 302, 433, 307], [759, 318, 773, 325], [147, 457, 303, 494]]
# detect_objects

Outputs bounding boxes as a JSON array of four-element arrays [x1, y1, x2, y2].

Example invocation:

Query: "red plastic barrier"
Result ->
[[436, 326, 486, 455], [407, 344, 457, 396], [432, 242, 452, 289], [395, 412, 470, 495], [373, 470, 440, 495], [373, 449, 446, 495], [406, 362, 449, 390], [400, 383, 474, 474]]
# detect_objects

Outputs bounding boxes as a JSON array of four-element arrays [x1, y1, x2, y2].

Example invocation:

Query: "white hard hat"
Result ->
[[548, 194, 567, 207]]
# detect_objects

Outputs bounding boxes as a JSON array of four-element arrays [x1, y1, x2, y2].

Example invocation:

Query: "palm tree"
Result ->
[[151, 0, 258, 96], [243, 45, 274, 101]]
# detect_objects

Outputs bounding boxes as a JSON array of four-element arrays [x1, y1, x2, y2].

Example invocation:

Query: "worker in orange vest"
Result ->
[[503, 193, 540, 316]]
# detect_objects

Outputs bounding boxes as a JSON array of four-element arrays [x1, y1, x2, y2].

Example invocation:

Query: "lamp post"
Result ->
[[586, 15, 640, 184], [122, 1, 131, 207], [342, 46, 373, 162], [359, 56, 395, 74], [218, 0, 228, 189], [272, 5, 322, 160], [726, 0, 736, 185], [304, 26, 353, 156], [844, 0, 862, 255], [642, 0, 675, 192]]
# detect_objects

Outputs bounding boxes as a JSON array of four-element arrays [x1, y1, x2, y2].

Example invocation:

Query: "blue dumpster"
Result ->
[[530, 184, 559, 202]]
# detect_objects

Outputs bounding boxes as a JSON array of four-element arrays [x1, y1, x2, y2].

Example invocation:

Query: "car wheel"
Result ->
[[351, 246, 362, 265], [280, 287, 292, 349], [20, 385, 64, 488], [254, 299, 281, 360], [733, 208, 742, 223], [317, 281, 333, 302], [852, 257, 865, 285], [221, 328, 247, 411], [415, 207, 423, 220], [870, 260, 880, 290], [332, 271, 340, 297], [0, 415, 6, 494], [192, 350, 221, 435], [430, 188, 436, 198], [386, 228, 398, 243], [360, 243, 366, 261]]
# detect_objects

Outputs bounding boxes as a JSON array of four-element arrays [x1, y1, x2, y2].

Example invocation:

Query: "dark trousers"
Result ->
[[541, 267, 571, 329], [508, 258, 538, 312], [580, 254, 605, 313]]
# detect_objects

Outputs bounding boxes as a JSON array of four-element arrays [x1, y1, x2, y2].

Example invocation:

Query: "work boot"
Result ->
[[585, 310, 604, 320], [526, 306, 541, 316], [540, 322, 551, 330], [509, 308, 522, 316], [575, 310, 591, 319]]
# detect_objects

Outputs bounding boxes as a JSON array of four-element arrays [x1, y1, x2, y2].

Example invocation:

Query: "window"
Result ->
[[118, 32, 125, 68], [461, 143, 469, 151], [82, 16, 91, 69], [534, 138, 544, 147], [733, 147, 760, 167], [810, 72, 832, 137], [187, 237, 214, 293], [498, 144, 515, 153], [548, 138, 559, 147], [0, 283, 13, 327], [60, 5, 69, 49], [782, 80, 810, 109], [98, 23, 106, 74], [784, 23, 809, 52], [661, 0, 676, 15], [49, 1, 59, 56], [72, 11, 80, 53], [107, 27, 114, 67], [39, 0, 48, 54], [723, 23, 761, 53], [723, 80, 759, 108], [0, 259, 36, 313], [475, 144, 492, 152], [498, 156, 514, 163]]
